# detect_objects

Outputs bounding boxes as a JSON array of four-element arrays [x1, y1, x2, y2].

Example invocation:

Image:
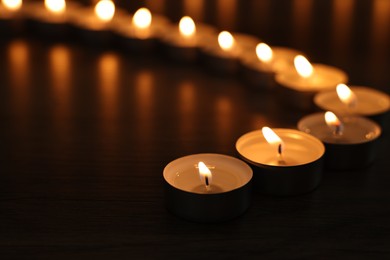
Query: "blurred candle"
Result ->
[[241, 42, 303, 90], [275, 55, 348, 110], [161, 15, 215, 62], [1, 0, 22, 12], [314, 84, 390, 126]]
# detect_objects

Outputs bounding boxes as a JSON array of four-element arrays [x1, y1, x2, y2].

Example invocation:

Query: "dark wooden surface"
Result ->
[[1, 0, 390, 258]]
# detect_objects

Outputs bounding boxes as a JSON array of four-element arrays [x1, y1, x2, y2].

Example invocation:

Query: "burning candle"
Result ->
[[29, 0, 66, 22], [1, 0, 22, 16], [200, 30, 259, 75], [298, 111, 382, 170], [160, 16, 215, 62], [163, 153, 252, 222], [69, 0, 127, 44], [0, 0, 23, 34], [240, 42, 303, 90], [114, 7, 169, 52], [275, 55, 348, 110], [236, 127, 324, 196], [200, 30, 260, 74], [24, 0, 77, 37], [314, 84, 390, 127]]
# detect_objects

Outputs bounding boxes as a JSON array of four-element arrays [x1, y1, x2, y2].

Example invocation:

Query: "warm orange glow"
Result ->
[[95, 0, 115, 22], [218, 31, 235, 51], [325, 111, 344, 135], [45, 0, 66, 14], [132, 8, 152, 29], [262, 126, 284, 154], [198, 161, 212, 187], [294, 55, 313, 78], [256, 43, 273, 63], [336, 83, 357, 108], [2, 0, 22, 11], [179, 16, 196, 38]]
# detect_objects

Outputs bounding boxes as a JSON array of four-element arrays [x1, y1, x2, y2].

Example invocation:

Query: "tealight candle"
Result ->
[[160, 16, 215, 62], [114, 8, 170, 52], [275, 55, 348, 110], [69, 0, 126, 44], [163, 153, 252, 223], [314, 84, 390, 127], [0, 0, 23, 34], [240, 43, 303, 90], [236, 127, 325, 196], [200, 31, 259, 75], [297, 112, 381, 170]]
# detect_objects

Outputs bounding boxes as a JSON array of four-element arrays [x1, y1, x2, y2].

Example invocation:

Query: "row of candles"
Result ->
[[2, 0, 390, 223]]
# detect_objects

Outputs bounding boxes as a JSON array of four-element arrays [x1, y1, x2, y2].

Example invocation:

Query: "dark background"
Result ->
[[1, 0, 389, 258]]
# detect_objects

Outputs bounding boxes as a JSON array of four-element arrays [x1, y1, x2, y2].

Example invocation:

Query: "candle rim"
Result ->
[[163, 153, 252, 194], [297, 112, 382, 145], [236, 128, 325, 167], [275, 64, 348, 91], [314, 86, 390, 115]]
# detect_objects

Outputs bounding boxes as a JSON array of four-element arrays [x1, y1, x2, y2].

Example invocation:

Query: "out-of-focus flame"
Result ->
[[218, 31, 235, 51], [336, 83, 357, 108], [132, 7, 152, 29], [95, 0, 115, 22], [45, 0, 66, 14], [2, 0, 22, 11], [256, 43, 273, 63], [179, 16, 196, 38], [294, 55, 313, 78]]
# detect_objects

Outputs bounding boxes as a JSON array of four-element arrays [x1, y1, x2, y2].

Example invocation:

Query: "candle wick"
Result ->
[[204, 175, 211, 191], [277, 144, 286, 165], [333, 125, 343, 136]]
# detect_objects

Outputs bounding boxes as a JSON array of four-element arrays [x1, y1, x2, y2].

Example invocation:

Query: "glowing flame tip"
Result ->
[[336, 83, 357, 108], [256, 43, 273, 63], [95, 0, 115, 22], [294, 55, 313, 78], [133, 7, 152, 29], [218, 31, 235, 51], [179, 16, 196, 38], [2, 0, 22, 11]]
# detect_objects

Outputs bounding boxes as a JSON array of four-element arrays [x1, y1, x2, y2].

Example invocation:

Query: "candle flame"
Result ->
[[262, 127, 284, 155], [336, 83, 357, 108], [2, 0, 22, 11], [256, 43, 273, 63], [324, 111, 344, 135], [179, 16, 196, 38], [132, 7, 152, 29], [198, 161, 212, 187], [294, 55, 313, 78], [45, 0, 66, 14], [95, 0, 115, 22], [218, 31, 235, 51]]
